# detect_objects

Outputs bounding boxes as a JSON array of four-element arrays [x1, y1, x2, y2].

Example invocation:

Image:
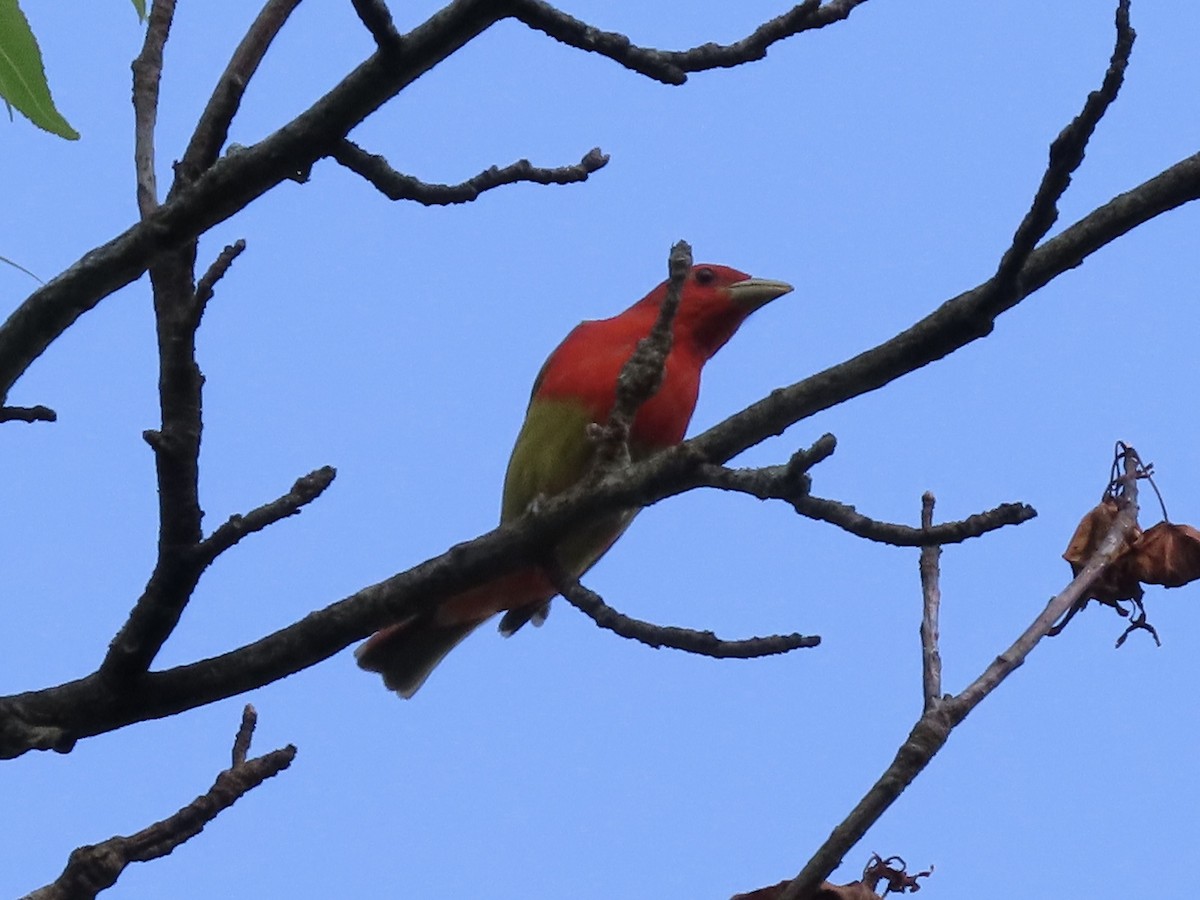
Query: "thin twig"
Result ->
[[24, 706, 294, 900], [331, 141, 609, 204], [0, 405, 57, 423], [194, 239, 247, 322], [131, 0, 178, 218], [798, 494, 1038, 545], [172, 0, 305, 190], [990, 0, 1134, 306], [698, 463, 1036, 546], [918, 492, 942, 713], [550, 566, 819, 658], [590, 241, 692, 472], [199, 466, 337, 567], [509, 0, 871, 85], [230, 704, 256, 766]]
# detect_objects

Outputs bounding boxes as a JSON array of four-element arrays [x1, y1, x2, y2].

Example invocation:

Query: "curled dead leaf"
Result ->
[[1125, 522, 1200, 588], [1062, 497, 1142, 603]]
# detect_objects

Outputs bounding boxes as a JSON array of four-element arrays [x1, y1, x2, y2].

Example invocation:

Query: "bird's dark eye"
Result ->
[[694, 266, 716, 285]]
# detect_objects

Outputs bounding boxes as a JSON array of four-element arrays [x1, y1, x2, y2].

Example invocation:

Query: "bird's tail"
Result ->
[[355, 617, 482, 699], [355, 569, 554, 697]]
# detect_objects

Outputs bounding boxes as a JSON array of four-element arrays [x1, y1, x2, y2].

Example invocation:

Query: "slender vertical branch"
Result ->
[[593, 240, 692, 471], [919, 492, 942, 712], [99, 239, 231, 681], [131, 0, 178, 218]]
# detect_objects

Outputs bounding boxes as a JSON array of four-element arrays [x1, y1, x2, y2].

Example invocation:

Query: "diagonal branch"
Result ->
[[550, 567, 819, 659], [777, 451, 1143, 900], [0, 0, 1186, 408], [172, 0, 305, 190], [193, 239, 247, 324], [198, 466, 337, 568], [0, 0, 869, 402], [0, 0, 509, 403], [989, 0, 1134, 307], [330, 140, 609, 204], [24, 705, 295, 900], [0, 0, 1192, 762], [0, 434, 1134, 758], [689, 11, 1151, 471]]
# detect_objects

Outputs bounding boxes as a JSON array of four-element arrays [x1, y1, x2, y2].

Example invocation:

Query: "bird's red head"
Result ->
[[635, 264, 794, 359]]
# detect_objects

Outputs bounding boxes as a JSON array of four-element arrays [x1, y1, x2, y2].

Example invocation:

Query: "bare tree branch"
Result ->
[[509, 0, 872, 85], [0, 0, 1188, 768], [0, 405, 56, 424], [102, 237, 252, 683], [350, 0, 403, 51], [331, 140, 609, 204], [198, 466, 337, 566], [698, 462, 1035, 545], [991, 0, 1134, 304], [24, 706, 294, 900], [550, 567, 820, 659], [101, 244, 204, 685], [768, 9, 1140, 892], [589, 240, 692, 472], [131, 0, 177, 218], [230, 704, 258, 766], [0, 0, 881, 404], [776, 451, 1142, 900], [918, 492, 942, 713], [796, 494, 1036, 545], [688, 6, 1150, 472], [193, 239, 247, 322], [173, 0, 306, 190]]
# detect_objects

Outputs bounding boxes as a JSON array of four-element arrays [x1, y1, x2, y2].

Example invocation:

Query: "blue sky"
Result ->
[[3, 2, 1199, 897]]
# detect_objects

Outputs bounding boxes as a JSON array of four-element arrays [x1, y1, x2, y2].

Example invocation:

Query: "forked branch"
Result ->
[[24, 706, 295, 900]]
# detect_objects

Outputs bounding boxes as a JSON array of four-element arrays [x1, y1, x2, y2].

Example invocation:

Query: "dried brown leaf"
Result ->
[[1062, 497, 1142, 603], [1126, 522, 1200, 587]]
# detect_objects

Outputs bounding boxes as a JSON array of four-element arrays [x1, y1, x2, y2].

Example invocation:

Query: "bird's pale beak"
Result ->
[[727, 277, 794, 311]]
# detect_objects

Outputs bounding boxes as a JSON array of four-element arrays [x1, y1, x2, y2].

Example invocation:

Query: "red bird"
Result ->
[[357, 264, 792, 696]]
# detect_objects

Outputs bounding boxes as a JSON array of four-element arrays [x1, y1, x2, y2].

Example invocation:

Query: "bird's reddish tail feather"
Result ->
[[355, 568, 554, 697]]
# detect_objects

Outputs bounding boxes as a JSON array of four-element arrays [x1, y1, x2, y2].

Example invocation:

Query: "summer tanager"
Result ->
[[356, 264, 792, 696]]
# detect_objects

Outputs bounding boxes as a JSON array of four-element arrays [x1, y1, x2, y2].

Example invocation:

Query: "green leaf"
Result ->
[[0, 0, 80, 140], [131, 0, 147, 22]]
